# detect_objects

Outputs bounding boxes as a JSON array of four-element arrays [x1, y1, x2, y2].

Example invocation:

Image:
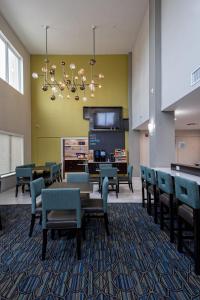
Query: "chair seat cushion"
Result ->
[[118, 175, 129, 182], [46, 210, 81, 229], [160, 193, 177, 208], [82, 198, 103, 212], [178, 204, 193, 226]]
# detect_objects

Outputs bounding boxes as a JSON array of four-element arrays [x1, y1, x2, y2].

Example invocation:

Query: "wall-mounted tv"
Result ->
[[93, 111, 121, 129]]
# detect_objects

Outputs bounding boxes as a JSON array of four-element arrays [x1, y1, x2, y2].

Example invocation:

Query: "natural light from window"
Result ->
[[0, 132, 24, 176], [0, 31, 23, 94]]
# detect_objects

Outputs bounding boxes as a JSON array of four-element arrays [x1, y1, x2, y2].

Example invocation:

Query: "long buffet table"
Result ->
[[153, 167, 200, 185]]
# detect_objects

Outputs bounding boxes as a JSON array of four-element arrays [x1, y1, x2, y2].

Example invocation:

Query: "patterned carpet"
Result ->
[[0, 204, 200, 300]]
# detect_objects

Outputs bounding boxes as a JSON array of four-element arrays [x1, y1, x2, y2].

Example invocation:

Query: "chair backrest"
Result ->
[[146, 167, 156, 185], [175, 176, 200, 209], [45, 162, 56, 167], [157, 171, 173, 194], [99, 163, 112, 169], [67, 172, 89, 183], [127, 165, 133, 180], [140, 165, 147, 180], [100, 167, 118, 179], [16, 167, 33, 182], [30, 177, 45, 213], [17, 163, 35, 168], [102, 176, 109, 212], [50, 164, 58, 181], [42, 188, 81, 228]]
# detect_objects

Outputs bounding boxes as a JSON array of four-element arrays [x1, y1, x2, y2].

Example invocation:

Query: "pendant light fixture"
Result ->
[[32, 25, 104, 101]]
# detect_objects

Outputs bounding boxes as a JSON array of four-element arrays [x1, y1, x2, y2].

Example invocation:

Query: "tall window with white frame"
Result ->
[[0, 31, 23, 93], [0, 132, 24, 176]]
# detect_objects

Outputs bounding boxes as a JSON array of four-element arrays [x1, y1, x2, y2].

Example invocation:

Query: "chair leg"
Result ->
[[51, 229, 55, 240], [22, 184, 25, 193], [104, 213, 110, 236], [147, 192, 151, 215], [160, 201, 164, 230], [29, 214, 36, 237], [169, 195, 174, 243], [177, 216, 183, 253], [15, 185, 19, 197], [39, 213, 42, 225], [82, 217, 86, 240], [154, 191, 158, 224], [0, 214, 2, 230], [42, 229, 48, 260], [194, 211, 200, 275], [130, 183, 133, 193], [76, 228, 81, 260], [142, 187, 145, 207]]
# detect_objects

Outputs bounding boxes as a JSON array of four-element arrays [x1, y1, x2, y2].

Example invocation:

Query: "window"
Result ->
[[0, 31, 23, 93], [0, 132, 24, 176]]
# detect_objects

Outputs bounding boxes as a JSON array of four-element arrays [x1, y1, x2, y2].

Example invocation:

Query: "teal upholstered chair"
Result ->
[[17, 163, 35, 168], [99, 163, 112, 169], [82, 177, 110, 235], [157, 171, 176, 242], [29, 177, 45, 237], [67, 172, 89, 183], [145, 167, 158, 220], [118, 165, 133, 192], [175, 176, 200, 274], [15, 167, 33, 197], [140, 165, 147, 207], [44, 164, 58, 186], [100, 167, 119, 198], [42, 188, 83, 260]]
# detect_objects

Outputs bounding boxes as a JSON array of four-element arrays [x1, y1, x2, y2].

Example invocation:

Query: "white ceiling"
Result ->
[[0, 0, 148, 54]]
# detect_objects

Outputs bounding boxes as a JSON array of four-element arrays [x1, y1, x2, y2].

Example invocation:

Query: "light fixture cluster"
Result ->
[[32, 26, 104, 101]]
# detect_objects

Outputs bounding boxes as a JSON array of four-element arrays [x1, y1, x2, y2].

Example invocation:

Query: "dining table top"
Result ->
[[48, 182, 93, 194], [153, 167, 200, 185], [33, 166, 50, 172]]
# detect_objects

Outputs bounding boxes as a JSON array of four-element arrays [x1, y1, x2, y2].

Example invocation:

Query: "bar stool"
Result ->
[[140, 165, 147, 208], [175, 176, 200, 275], [157, 170, 176, 243], [146, 167, 159, 223]]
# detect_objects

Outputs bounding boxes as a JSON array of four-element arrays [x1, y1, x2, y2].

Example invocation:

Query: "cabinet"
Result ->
[[63, 138, 88, 172]]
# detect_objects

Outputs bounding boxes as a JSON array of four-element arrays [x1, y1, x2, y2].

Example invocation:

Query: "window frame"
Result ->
[[0, 130, 24, 176], [0, 31, 23, 94]]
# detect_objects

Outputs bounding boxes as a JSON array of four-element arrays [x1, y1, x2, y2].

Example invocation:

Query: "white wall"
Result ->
[[0, 14, 31, 162], [139, 131, 149, 166], [132, 6, 149, 129], [161, 0, 200, 110], [175, 130, 200, 165]]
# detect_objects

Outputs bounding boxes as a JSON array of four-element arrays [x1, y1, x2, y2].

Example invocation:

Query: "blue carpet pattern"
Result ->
[[0, 203, 200, 299]]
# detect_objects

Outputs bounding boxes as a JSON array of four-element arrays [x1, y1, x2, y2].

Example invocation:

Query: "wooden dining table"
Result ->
[[48, 182, 93, 194]]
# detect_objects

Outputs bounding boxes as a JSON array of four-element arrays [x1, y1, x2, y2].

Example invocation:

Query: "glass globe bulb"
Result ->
[[82, 96, 87, 102], [78, 68, 85, 76], [52, 87, 57, 93], [74, 76, 78, 80], [70, 63, 76, 70], [91, 93, 95, 98], [51, 64, 56, 69], [67, 94, 70, 99], [32, 72, 38, 79], [98, 84, 102, 89], [82, 76, 86, 82]]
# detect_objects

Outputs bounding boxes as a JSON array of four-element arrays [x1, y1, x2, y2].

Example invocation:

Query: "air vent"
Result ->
[[191, 66, 200, 86]]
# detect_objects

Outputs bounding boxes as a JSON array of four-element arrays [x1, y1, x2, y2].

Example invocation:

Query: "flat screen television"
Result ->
[[93, 111, 120, 129]]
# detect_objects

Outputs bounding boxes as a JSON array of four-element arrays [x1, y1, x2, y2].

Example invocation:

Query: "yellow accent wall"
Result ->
[[31, 55, 128, 164]]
